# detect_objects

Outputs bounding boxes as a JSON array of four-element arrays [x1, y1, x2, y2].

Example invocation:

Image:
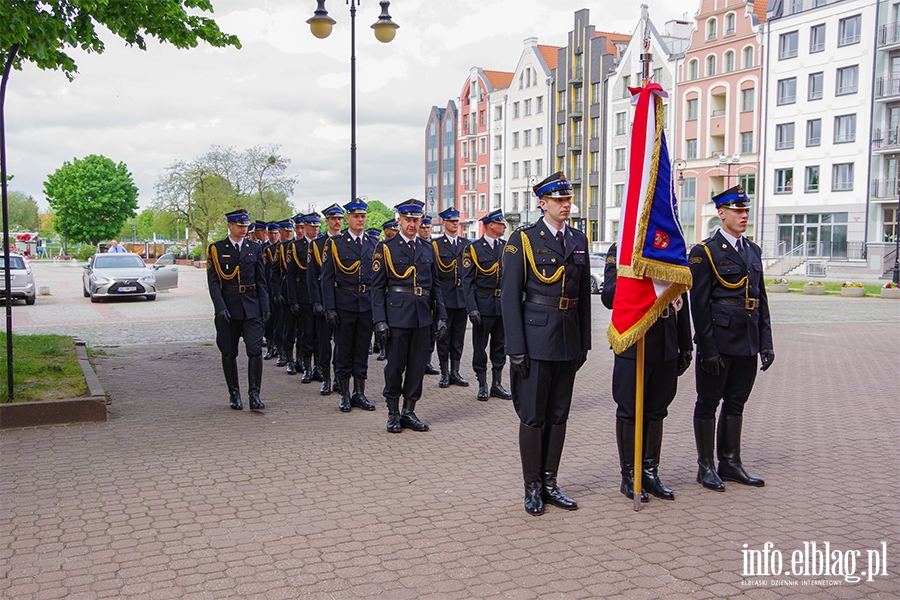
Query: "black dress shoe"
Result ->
[[386, 413, 401, 433], [424, 363, 440, 375], [400, 411, 429, 432], [351, 394, 376, 411], [448, 372, 469, 387], [285, 361, 297, 375], [376, 349, 386, 361], [339, 396, 352, 413], [438, 372, 450, 388], [263, 348, 276, 360], [275, 354, 288, 367], [319, 379, 332, 396], [524, 481, 544, 516], [311, 366, 325, 382], [229, 394, 243, 410], [248, 394, 264, 411], [490, 383, 511, 400]]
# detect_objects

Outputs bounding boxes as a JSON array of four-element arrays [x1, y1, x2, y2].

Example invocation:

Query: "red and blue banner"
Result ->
[[608, 82, 692, 354]]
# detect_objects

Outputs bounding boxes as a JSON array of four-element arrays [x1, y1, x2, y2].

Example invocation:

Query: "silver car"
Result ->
[[0, 252, 36, 305], [82, 252, 178, 302], [589, 253, 605, 295]]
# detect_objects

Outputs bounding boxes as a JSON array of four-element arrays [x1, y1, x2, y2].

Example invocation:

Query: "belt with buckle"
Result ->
[[337, 283, 370, 293], [524, 292, 578, 311], [224, 284, 256, 293], [387, 285, 429, 297], [713, 297, 759, 310], [659, 306, 671, 319], [476, 286, 502, 298]]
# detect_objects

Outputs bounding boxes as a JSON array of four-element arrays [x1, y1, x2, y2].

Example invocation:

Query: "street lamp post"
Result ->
[[428, 188, 435, 218], [308, 0, 398, 205], [893, 198, 899, 284]]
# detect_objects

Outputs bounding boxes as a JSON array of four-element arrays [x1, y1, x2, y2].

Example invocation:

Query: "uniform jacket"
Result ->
[[601, 244, 692, 362], [283, 237, 312, 306], [207, 237, 269, 320], [432, 235, 470, 310], [321, 230, 377, 313], [500, 218, 591, 361], [265, 241, 285, 299], [371, 235, 447, 328], [461, 235, 505, 317], [307, 234, 331, 306], [689, 230, 773, 358]]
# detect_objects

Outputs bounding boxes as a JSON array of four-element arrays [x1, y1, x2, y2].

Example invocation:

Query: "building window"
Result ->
[[614, 184, 625, 207], [688, 60, 698, 81], [590, 116, 600, 139], [480, 110, 486, 126], [706, 55, 717, 77], [512, 162, 519, 178], [513, 102, 520, 118], [615, 112, 627, 136], [779, 31, 799, 60], [741, 88, 755, 112], [836, 65, 858, 95], [775, 168, 793, 194], [806, 119, 821, 146], [707, 18, 717, 40], [461, 141, 468, 159], [493, 165, 502, 180], [523, 160, 531, 178], [805, 166, 820, 192], [834, 114, 856, 143], [614, 148, 626, 171], [479, 165, 486, 183], [591, 83, 600, 104], [589, 186, 599, 209], [524, 129, 532, 147], [810, 24, 825, 53], [777, 78, 797, 105], [724, 50, 735, 73], [512, 132, 519, 149], [775, 123, 795, 150], [536, 96, 543, 113], [494, 106, 502, 121], [493, 193, 501, 209], [622, 75, 631, 98], [838, 15, 861, 46], [493, 135, 502, 150], [686, 98, 698, 120], [535, 158, 543, 177], [536, 127, 543, 145], [479, 194, 486, 211], [808, 72, 823, 100], [742, 46, 754, 69], [590, 151, 599, 173], [687, 139, 698, 159], [479, 137, 486, 155], [739, 174, 756, 200], [512, 192, 519, 211], [725, 13, 736, 35], [557, 90, 566, 110], [832, 163, 854, 191], [789, 0, 803, 15], [461, 168, 468, 187], [524, 99, 532, 116], [741, 132, 754, 154]]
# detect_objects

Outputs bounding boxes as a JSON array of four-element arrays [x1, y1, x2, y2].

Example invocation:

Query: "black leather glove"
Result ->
[[274, 293, 285, 306], [262, 311, 270, 323], [215, 309, 231, 323], [760, 349, 775, 372], [325, 309, 340, 328], [576, 350, 588, 371], [700, 355, 726, 377], [374, 321, 390, 346], [434, 319, 447, 341], [510, 354, 530, 379], [291, 303, 301, 315], [312, 302, 325, 317], [677, 349, 693, 376], [468, 310, 481, 326]]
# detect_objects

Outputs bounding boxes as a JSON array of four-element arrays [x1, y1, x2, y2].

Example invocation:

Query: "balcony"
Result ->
[[571, 167, 583, 182], [873, 128, 900, 152], [570, 101, 583, 117], [871, 178, 900, 199], [879, 23, 900, 48], [710, 109, 726, 117], [568, 66, 583, 84], [876, 77, 900, 100], [568, 134, 583, 149]]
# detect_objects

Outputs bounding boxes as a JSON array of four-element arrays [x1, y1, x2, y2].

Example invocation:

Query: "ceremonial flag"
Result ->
[[607, 82, 692, 354]]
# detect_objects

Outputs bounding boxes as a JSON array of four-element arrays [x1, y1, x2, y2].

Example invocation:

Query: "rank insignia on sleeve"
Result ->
[[690, 257, 703, 264], [373, 260, 381, 271], [504, 245, 518, 254]]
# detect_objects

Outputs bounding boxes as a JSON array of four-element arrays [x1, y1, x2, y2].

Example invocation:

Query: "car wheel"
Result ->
[[90, 294, 100, 303], [145, 294, 156, 301], [26, 296, 36, 305], [83, 286, 90, 298], [590, 277, 599, 295]]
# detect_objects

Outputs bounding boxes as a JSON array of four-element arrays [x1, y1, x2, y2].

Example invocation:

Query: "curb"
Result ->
[[0, 338, 107, 429]]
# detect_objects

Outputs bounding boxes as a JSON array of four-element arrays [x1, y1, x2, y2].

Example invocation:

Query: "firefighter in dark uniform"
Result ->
[[268, 220, 292, 366], [372, 199, 447, 433], [253, 220, 269, 244], [601, 243, 693, 502], [690, 185, 774, 491], [321, 198, 378, 413], [418, 217, 440, 375], [373, 220, 400, 362], [309, 203, 345, 395], [207, 209, 270, 411], [461, 209, 512, 401], [282, 213, 317, 380], [433, 207, 470, 388], [501, 172, 590, 516], [263, 222, 280, 358]]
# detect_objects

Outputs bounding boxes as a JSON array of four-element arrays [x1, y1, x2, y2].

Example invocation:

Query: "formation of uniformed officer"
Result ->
[[501, 172, 591, 516], [373, 220, 400, 362], [281, 213, 318, 380], [418, 217, 440, 376], [207, 209, 270, 411], [321, 199, 378, 413], [371, 199, 447, 433], [460, 209, 512, 401], [309, 203, 346, 395], [252, 220, 269, 244], [263, 222, 280, 357], [690, 185, 774, 492], [601, 243, 693, 502], [432, 207, 470, 388]]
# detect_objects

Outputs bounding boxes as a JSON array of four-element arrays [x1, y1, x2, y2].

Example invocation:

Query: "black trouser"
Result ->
[[314, 315, 334, 378], [382, 325, 430, 402], [264, 296, 275, 342], [334, 308, 373, 381], [511, 358, 578, 427], [437, 307, 467, 362], [693, 353, 757, 420], [296, 303, 315, 359], [216, 316, 265, 360], [471, 314, 505, 373], [612, 355, 678, 423], [271, 302, 284, 349], [281, 306, 298, 359]]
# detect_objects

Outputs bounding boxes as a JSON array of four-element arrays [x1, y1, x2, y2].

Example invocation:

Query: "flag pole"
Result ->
[[632, 3, 653, 512]]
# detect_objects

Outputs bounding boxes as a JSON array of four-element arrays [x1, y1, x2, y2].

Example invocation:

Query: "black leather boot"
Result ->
[[223, 357, 242, 410], [438, 359, 450, 388], [448, 360, 469, 386], [476, 372, 489, 401], [385, 397, 401, 433], [275, 349, 288, 367], [717, 414, 765, 486], [542, 423, 578, 510], [351, 376, 376, 411], [694, 418, 725, 491], [247, 356, 264, 410], [300, 356, 313, 383], [490, 369, 512, 399], [400, 398, 429, 431], [616, 420, 649, 502], [319, 378, 332, 396], [376, 346, 386, 361], [519, 423, 544, 516], [285, 360, 297, 375], [338, 378, 352, 413], [424, 356, 440, 375], [642, 420, 675, 500], [264, 346, 277, 360], [312, 363, 324, 382]]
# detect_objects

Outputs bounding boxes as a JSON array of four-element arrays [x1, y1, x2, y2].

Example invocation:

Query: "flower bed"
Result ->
[[881, 282, 900, 299], [841, 282, 865, 297], [768, 277, 789, 293], [803, 282, 825, 295]]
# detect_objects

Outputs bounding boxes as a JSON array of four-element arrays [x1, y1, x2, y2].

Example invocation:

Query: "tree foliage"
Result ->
[[364, 200, 395, 231], [4, 190, 40, 231], [43, 154, 139, 246], [0, 0, 240, 80]]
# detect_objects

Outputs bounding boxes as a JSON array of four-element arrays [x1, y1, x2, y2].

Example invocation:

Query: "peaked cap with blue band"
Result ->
[[712, 185, 751, 209], [247, 222, 256, 233], [266, 221, 279, 231], [438, 206, 460, 221], [323, 203, 345, 217], [533, 171, 573, 199], [255, 220, 268, 229], [366, 227, 381, 237], [225, 209, 250, 226], [303, 212, 322, 225], [420, 217, 432, 227], [382, 220, 399, 231], [343, 198, 368, 214], [394, 198, 425, 218], [279, 220, 293, 229], [480, 209, 506, 224]]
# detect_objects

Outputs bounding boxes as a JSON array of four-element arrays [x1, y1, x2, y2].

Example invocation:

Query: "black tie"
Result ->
[[356, 236, 362, 249], [409, 239, 416, 251], [737, 238, 746, 261], [556, 231, 564, 252]]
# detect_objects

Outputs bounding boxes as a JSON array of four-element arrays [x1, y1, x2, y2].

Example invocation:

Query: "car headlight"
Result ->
[[91, 274, 114, 284], [139, 273, 156, 283]]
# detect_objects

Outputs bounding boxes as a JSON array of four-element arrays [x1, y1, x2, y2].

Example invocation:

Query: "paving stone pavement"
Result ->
[[1, 296, 899, 598]]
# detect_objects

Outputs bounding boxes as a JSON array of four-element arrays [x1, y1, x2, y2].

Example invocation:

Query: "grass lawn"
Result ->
[[0, 333, 87, 403], [771, 281, 887, 295]]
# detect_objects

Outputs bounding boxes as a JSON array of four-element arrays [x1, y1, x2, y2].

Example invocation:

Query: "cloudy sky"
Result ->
[[5, 0, 700, 214]]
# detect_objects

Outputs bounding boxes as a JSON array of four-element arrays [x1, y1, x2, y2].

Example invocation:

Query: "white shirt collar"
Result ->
[[718, 229, 742, 250]]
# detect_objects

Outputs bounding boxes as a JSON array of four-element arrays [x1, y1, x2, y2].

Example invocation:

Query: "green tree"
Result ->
[[4, 190, 40, 231], [44, 154, 139, 247], [364, 200, 395, 231]]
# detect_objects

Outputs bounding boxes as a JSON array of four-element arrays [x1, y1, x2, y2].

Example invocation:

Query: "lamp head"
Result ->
[[308, 0, 336, 39], [371, 0, 399, 43]]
